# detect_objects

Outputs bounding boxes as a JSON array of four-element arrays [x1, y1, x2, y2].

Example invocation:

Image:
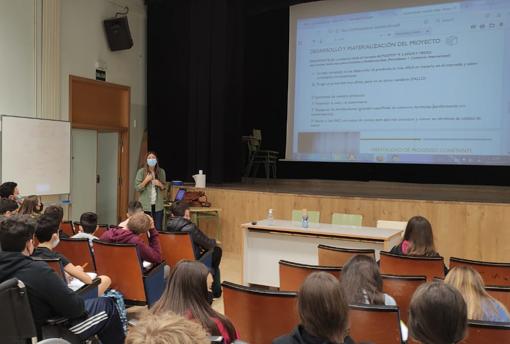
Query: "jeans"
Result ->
[[147, 205, 164, 231]]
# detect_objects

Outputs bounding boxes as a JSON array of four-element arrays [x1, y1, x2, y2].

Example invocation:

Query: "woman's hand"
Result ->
[[143, 173, 153, 185], [153, 179, 165, 189]]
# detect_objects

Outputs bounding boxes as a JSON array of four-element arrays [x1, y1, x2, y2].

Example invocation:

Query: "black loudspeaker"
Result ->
[[103, 16, 133, 51]]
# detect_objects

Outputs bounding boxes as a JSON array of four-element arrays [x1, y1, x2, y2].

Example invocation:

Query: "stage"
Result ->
[[195, 179, 510, 264]]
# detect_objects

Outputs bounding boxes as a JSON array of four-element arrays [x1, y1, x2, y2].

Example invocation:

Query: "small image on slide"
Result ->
[[298, 131, 360, 160]]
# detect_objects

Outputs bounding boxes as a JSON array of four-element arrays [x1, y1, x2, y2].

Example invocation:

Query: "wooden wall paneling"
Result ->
[[204, 188, 510, 264]]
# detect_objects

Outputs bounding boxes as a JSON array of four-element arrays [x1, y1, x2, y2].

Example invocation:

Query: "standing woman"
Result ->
[[135, 152, 167, 230]]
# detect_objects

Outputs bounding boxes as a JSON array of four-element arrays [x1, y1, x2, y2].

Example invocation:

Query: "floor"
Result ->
[[212, 252, 242, 314]]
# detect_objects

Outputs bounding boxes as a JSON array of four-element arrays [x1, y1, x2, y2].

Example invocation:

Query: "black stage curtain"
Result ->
[[148, 0, 510, 186], [148, 0, 244, 183]]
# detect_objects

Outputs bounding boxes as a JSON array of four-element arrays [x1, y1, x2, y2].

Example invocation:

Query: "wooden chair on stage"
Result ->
[[292, 210, 320, 223], [222, 281, 298, 344], [381, 274, 426, 323], [93, 240, 165, 306], [54, 238, 96, 272], [60, 221, 75, 237], [318, 244, 375, 267], [486, 285, 510, 311], [158, 231, 213, 268], [450, 257, 510, 287], [279, 260, 342, 292], [379, 251, 445, 281], [243, 129, 279, 179], [331, 213, 363, 226], [348, 304, 402, 344], [460, 320, 510, 343]]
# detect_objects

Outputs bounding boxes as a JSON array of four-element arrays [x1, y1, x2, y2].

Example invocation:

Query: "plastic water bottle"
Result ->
[[267, 208, 274, 225], [301, 209, 309, 228]]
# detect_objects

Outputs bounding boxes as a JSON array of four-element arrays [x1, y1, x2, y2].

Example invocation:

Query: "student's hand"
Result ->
[[143, 173, 153, 184], [76, 265, 84, 272], [153, 180, 164, 189], [146, 214, 155, 229], [216, 240, 222, 247]]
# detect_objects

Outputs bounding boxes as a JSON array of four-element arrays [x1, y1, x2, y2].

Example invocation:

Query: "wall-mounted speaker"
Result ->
[[103, 16, 133, 51]]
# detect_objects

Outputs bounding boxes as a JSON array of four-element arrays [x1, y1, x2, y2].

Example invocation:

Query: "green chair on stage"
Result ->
[[331, 213, 363, 226], [292, 210, 320, 223]]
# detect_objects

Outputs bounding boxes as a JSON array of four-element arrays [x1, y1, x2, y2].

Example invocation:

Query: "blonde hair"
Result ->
[[126, 311, 209, 344], [127, 213, 151, 234], [445, 266, 510, 321]]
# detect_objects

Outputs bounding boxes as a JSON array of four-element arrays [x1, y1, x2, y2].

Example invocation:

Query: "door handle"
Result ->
[[97, 174, 100, 183]]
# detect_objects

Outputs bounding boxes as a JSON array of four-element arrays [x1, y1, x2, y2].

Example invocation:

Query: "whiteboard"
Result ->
[[1, 116, 71, 195]]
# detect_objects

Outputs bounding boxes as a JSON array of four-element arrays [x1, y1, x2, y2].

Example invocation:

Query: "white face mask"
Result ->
[[51, 236, 60, 249]]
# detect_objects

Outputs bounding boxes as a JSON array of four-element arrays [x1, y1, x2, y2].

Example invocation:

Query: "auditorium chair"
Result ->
[[54, 238, 96, 272], [486, 285, 510, 311], [158, 231, 212, 268], [331, 212, 363, 226], [278, 260, 342, 292], [379, 251, 445, 281], [376, 220, 407, 232], [449, 257, 510, 287], [93, 240, 165, 306], [291, 210, 320, 223], [460, 320, 510, 343], [348, 304, 402, 344], [60, 221, 75, 237], [381, 274, 426, 323], [222, 281, 299, 344], [317, 244, 376, 267], [93, 224, 109, 238]]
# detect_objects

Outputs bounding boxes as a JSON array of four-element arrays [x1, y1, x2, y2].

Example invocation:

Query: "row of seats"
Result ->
[[221, 279, 510, 344], [51, 231, 204, 305]]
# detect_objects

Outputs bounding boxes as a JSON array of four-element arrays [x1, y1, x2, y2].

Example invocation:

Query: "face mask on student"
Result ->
[[147, 158, 157, 167], [52, 236, 60, 249]]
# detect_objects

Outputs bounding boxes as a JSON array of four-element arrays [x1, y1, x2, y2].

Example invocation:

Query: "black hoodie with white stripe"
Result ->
[[0, 251, 85, 334]]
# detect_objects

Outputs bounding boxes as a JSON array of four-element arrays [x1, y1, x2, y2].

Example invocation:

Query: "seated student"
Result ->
[[18, 195, 43, 218], [72, 212, 99, 245], [126, 311, 209, 344], [0, 215, 125, 342], [0, 198, 19, 217], [152, 260, 239, 344], [274, 272, 355, 344], [0, 181, 21, 202], [43, 205, 69, 239], [118, 200, 144, 228], [408, 282, 467, 344], [390, 216, 439, 257], [166, 202, 222, 297], [100, 212, 163, 264], [340, 255, 396, 306], [32, 214, 111, 296], [445, 266, 510, 322]]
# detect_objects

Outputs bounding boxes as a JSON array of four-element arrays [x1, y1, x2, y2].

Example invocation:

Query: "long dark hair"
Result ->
[[340, 255, 385, 305], [18, 195, 41, 216], [144, 151, 161, 180], [404, 216, 437, 256], [299, 272, 349, 342], [151, 261, 237, 340]]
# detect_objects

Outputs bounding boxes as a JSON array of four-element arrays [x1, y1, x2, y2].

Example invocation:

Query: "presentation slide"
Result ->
[[287, 0, 510, 165]]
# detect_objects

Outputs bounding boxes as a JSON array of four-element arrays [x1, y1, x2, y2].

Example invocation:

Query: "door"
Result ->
[[97, 132, 119, 225], [71, 129, 98, 221]]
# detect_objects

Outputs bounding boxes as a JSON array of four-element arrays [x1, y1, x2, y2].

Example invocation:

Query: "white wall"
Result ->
[[61, 0, 147, 201], [0, 0, 38, 117], [0, 0, 147, 213]]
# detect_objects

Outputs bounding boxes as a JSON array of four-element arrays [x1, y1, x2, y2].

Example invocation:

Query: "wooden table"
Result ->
[[241, 219, 402, 288]]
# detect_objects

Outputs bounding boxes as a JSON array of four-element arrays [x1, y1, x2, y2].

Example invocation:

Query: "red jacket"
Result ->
[[100, 227, 163, 264]]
